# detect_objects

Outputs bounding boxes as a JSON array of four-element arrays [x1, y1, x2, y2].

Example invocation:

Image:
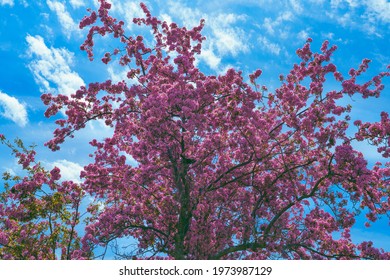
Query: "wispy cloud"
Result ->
[[258, 36, 281, 55], [330, 0, 343, 9], [289, 0, 303, 13], [346, 0, 360, 8], [103, 0, 146, 32], [160, 13, 173, 25], [325, 0, 390, 36], [364, 0, 390, 23], [46, 0, 80, 39], [262, 11, 293, 38], [297, 29, 311, 41], [209, 13, 249, 56], [107, 65, 129, 84], [0, 91, 28, 127], [165, 0, 203, 29], [337, 12, 354, 28], [309, 0, 325, 4], [111, 0, 246, 73], [165, 0, 250, 57], [25, 34, 84, 97], [198, 44, 222, 71], [0, 0, 13, 6], [46, 159, 83, 182], [69, 0, 85, 9]]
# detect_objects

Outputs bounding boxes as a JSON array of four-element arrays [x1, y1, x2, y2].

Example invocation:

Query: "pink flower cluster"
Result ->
[[2, 1, 389, 260], [0, 137, 86, 259]]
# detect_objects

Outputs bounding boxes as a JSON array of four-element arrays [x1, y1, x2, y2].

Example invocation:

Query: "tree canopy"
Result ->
[[1, 0, 390, 260]]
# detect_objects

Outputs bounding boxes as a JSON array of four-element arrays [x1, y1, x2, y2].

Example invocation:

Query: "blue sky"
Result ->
[[0, 0, 389, 255]]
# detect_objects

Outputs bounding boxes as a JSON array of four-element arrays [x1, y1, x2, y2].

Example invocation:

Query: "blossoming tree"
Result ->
[[0, 135, 84, 259], [1, 0, 390, 259]]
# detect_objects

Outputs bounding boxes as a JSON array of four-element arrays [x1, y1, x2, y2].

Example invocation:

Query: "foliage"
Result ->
[[0, 135, 85, 259]]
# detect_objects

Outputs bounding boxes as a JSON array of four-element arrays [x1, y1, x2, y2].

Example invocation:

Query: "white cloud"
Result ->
[[330, 0, 343, 9], [258, 36, 281, 55], [108, 0, 145, 31], [325, 0, 389, 35], [322, 32, 335, 40], [3, 167, 16, 176], [69, 0, 84, 9], [166, 0, 202, 29], [107, 65, 128, 84], [263, 11, 293, 36], [218, 64, 235, 76], [165, 0, 249, 57], [364, 0, 390, 23], [25, 35, 84, 97], [211, 26, 248, 56], [0, 158, 23, 177], [198, 44, 221, 70], [263, 18, 275, 35], [0, 0, 13, 6], [160, 13, 173, 25], [345, 0, 359, 8], [336, 12, 353, 27], [46, 0, 79, 39], [297, 30, 310, 41], [217, 13, 247, 26], [0, 91, 28, 127], [279, 11, 294, 21], [41, 12, 50, 20], [210, 13, 249, 56], [48, 159, 83, 182], [289, 0, 303, 13]]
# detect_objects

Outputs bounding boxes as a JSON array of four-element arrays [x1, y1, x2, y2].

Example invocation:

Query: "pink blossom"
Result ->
[[1, 0, 389, 260]]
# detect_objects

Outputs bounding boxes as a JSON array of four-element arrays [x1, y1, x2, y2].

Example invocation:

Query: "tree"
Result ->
[[2, 0, 390, 259], [0, 135, 85, 259]]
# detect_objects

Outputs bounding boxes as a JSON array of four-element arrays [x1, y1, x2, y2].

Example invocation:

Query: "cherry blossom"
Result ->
[[1, 0, 389, 260]]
